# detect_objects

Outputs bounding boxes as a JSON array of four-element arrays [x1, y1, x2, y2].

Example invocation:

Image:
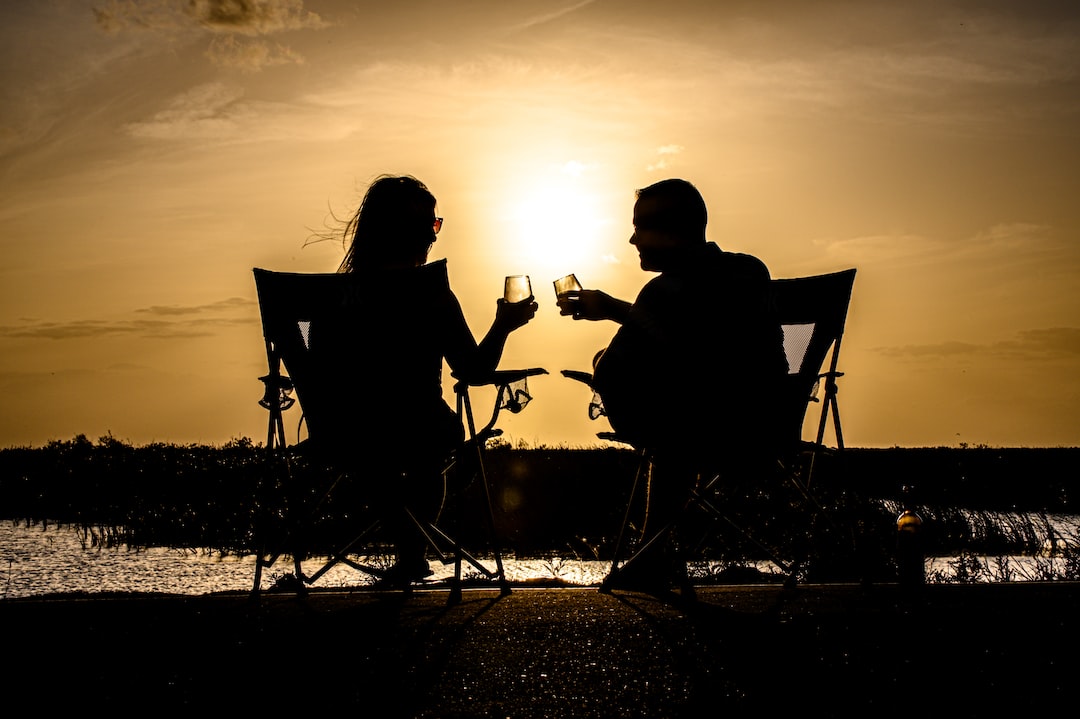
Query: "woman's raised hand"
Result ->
[[495, 295, 538, 332]]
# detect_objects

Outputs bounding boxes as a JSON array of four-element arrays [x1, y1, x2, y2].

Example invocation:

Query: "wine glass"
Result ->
[[553, 273, 582, 298], [554, 274, 582, 316], [504, 275, 533, 303]]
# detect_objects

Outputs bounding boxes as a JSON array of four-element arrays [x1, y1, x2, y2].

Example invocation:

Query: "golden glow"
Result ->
[[2, 2, 1079, 449], [496, 162, 619, 280]]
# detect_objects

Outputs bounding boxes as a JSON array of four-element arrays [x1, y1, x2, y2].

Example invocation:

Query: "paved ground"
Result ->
[[3, 581, 1077, 717]]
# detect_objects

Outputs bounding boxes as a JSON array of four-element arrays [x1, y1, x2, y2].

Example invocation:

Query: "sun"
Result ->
[[499, 162, 620, 279]]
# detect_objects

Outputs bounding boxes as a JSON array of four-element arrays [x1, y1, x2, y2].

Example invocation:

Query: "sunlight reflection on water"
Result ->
[[0, 522, 610, 599], [3, 517, 1076, 599]]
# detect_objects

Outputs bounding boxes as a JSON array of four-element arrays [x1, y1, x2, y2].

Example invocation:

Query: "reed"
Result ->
[[1, 435, 1076, 583]]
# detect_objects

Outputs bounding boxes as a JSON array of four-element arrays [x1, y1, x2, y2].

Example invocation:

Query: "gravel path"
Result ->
[[4, 582, 1077, 717]]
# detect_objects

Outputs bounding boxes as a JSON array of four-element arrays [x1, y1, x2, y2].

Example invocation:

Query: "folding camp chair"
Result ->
[[562, 268, 857, 597], [251, 266, 547, 604]]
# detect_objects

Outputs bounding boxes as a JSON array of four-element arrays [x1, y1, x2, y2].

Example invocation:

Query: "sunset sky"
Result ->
[[2, 0, 1078, 450]]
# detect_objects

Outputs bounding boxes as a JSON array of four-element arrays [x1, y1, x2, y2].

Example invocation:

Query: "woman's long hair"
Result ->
[[338, 174, 437, 273]]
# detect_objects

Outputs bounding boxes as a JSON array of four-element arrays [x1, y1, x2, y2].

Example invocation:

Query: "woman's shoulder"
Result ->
[[419, 258, 451, 290], [422, 257, 449, 276], [383, 258, 450, 289]]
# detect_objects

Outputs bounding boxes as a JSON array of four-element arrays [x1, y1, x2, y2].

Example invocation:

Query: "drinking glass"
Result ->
[[504, 275, 533, 303], [553, 274, 582, 299], [554, 274, 582, 317]]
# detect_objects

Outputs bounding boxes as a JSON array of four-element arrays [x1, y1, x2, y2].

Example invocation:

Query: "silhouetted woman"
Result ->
[[328, 174, 537, 583]]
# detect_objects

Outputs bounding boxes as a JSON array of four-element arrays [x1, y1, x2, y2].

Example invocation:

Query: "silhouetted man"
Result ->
[[559, 178, 788, 592]]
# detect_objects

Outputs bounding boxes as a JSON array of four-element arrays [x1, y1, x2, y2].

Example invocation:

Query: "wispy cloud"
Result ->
[[0, 317, 250, 340], [92, 0, 185, 33], [1007, 327, 1080, 358], [506, 0, 598, 33], [94, 0, 327, 72], [135, 297, 253, 316], [186, 0, 327, 35], [646, 144, 683, 172], [205, 34, 306, 72], [189, 0, 328, 72], [123, 81, 356, 141], [874, 327, 1080, 361], [94, 0, 326, 35], [1, 297, 254, 340], [124, 82, 247, 140], [559, 160, 594, 177], [816, 223, 1067, 272]]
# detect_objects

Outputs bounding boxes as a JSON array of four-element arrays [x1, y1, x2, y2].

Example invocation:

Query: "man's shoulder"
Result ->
[[715, 246, 771, 279]]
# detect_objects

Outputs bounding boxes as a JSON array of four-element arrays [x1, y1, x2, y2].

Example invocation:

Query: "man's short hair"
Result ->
[[634, 179, 707, 239]]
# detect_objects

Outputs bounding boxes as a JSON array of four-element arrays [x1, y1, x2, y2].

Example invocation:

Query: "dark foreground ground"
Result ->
[[3, 581, 1077, 717]]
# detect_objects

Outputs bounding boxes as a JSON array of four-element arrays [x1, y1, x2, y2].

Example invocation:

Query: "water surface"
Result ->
[[4, 517, 1076, 599], [0, 522, 608, 598]]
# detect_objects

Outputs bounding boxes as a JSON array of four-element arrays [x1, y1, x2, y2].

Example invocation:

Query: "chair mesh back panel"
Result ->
[[253, 267, 446, 445], [770, 269, 856, 444], [781, 322, 816, 375], [254, 269, 357, 441]]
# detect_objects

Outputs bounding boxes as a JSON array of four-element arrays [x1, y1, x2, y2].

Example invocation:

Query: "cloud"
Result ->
[[816, 223, 1065, 271], [93, 0, 184, 33], [1006, 327, 1080, 357], [873, 340, 981, 359], [205, 34, 304, 72], [135, 297, 253, 316], [1, 297, 255, 340], [506, 0, 598, 33], [94, 0, 327, 72], [123, 79, 361, 141], [189, 0, 328, 71], [816, 232, 937, 265], [124, 82, 247, 140], [0, 317, 247, 340], [559, 161, 595, 177], [186, 0, 327, 36], [94, 0, 328, 37], [874, 327, 1080, 361], [647, 144, 683, 172]]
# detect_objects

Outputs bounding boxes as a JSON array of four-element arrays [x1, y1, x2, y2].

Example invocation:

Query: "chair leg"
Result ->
[[602, 453, 708, 599], [249, 443, 300, 597], [448, 549, 463, 605], [470, 445, 512, 597], [412, 513, 508, 604], [456, 386, 514, 593], [601, 523, 697, 601], [255, 416, 515, 604], [603, 449, 652, 583], [672, 549, 696, 603]]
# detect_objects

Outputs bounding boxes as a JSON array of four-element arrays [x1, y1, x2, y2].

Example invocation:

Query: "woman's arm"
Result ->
[[475, 296, 537, 367], [445, 293, 537, 382]]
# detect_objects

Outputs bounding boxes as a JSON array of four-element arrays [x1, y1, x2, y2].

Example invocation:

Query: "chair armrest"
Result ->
[[560, 369, 594, 388], [453, 368, 547, 438], [488, 367, 549, 385], [453, 367, 548, 390]]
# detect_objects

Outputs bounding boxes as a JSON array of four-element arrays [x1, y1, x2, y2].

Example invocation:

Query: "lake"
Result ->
[[3, 516, 1076, 599], [0, 521, 611, 598]]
